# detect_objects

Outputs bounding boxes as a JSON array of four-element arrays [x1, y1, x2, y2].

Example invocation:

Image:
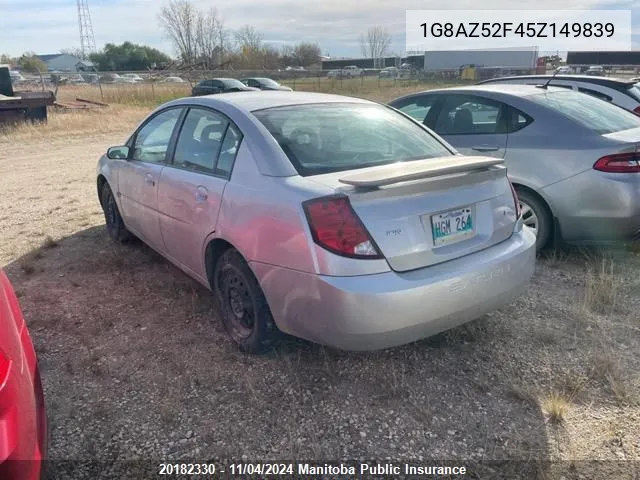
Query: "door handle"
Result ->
[[471, 145, 500, 152], [144, 173, 155, 186], [194, 186, 208, 202]]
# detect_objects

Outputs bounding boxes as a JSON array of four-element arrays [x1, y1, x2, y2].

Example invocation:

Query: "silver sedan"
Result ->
[[390, 85, 640, 251], [97, 92, 535, 353]]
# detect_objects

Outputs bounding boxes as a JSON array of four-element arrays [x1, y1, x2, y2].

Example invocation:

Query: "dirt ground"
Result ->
[[1, 114, 639, 479]]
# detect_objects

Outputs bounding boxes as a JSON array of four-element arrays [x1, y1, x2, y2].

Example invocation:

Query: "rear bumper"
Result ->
[[252, 228, 536, 351]]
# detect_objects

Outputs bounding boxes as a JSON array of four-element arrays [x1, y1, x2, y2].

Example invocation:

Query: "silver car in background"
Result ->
[[390, 85, 640, 250], [97, 92, 535, 353]]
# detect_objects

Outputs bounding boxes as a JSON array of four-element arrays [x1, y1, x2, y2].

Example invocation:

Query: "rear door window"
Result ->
[[434, 95, 509, 135], [173, 108, 229, 174]]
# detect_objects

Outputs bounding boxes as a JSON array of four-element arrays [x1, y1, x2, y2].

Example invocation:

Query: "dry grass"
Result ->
[[43, 235, 59, 249], [55, 83, 192, 107], [582, 258, 618, 314], [541, 391, 571, 425], [590, 349, 635, 405], [50, 76, 465, 107], [0, 104, 148, 141]]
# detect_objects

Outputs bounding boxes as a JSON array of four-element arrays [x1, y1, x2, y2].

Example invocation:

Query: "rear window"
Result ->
[[252, 103, 452, 176], [529, 90, 640, 135]]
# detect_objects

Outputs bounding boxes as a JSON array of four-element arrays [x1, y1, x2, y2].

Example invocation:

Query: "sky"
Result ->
[[2, 0, 640, 59]]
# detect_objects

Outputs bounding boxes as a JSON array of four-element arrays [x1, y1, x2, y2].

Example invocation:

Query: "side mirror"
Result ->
[[107, 146, 130, 160]]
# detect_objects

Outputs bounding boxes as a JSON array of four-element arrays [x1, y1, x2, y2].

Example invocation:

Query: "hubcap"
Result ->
[[220, 267, 254, 339], [520, 201, 538, 236]]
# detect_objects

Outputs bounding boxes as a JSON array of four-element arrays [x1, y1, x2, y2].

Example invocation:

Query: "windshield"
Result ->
[[253, 103, 452, 176], [529, 90, 640, 135], [255, 78, 280, 87]]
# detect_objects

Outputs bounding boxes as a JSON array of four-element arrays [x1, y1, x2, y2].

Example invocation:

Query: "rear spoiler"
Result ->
[[338, 156, 504, 188]]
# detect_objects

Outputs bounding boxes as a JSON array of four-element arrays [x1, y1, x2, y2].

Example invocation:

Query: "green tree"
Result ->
[[17, 52, 47, 72], [89, 42, 171, 71]]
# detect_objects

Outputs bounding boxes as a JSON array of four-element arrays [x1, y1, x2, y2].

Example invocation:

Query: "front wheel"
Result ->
[[213, 249, 280, 353], [101, 183, 131, 243]]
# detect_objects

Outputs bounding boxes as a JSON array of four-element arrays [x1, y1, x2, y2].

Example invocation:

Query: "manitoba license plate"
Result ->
[[431, 206, 475, 246]]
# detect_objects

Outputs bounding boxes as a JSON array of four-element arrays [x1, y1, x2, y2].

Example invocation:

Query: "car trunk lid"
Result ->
[[308, 155, 518, 272]]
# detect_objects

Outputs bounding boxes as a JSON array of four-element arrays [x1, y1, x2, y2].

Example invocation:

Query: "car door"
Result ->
[[432, 94, 509, 158], [118, 107, 183, 249], [157, 107, 243, 278]]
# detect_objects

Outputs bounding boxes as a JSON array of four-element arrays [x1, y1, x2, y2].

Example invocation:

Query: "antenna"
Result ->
[[537, 67, 561, 90], [77, 0, 97, 59]]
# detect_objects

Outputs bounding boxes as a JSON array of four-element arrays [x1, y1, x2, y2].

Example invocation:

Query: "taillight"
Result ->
[[508, 181, 521, 218], [0, 350, 11, 391], [633, 106, 640, 116], [303, 195, 382, 259], [593, 152, 640, 173]]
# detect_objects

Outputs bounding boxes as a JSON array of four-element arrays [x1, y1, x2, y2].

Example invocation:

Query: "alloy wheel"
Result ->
[[520, 201, 538, 236]]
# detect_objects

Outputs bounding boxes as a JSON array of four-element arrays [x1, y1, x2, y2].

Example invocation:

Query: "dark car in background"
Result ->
[[192, 78, 259, 96], [240, 77, 292, 91], [0, 269, 48, 480]]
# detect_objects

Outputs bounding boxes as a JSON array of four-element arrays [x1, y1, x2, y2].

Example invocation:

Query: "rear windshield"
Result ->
[[252, 103, 452, 176], [529, 89, 640, 135]]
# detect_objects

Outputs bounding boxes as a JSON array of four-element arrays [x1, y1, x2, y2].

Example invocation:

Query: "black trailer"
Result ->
[[0, 66, 55, 124]]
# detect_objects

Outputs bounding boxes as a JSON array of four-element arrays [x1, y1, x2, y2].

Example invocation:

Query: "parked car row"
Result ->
[[95, 75, 640, 356], [191, 77, 292, 96]]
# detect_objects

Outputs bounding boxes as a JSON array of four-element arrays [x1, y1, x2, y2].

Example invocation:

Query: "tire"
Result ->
[[516, 188, 552, 252], [100, 183, 131, 243], [213, 249, 280, 353]]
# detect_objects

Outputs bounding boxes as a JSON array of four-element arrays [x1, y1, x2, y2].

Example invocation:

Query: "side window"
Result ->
[[216, 124, 243, 177], [506, 108, 534, 133], [173, 108, 229, 174], [394, 96, 436, 123], [131, 108, 182, 163], [435, 96, 508, 135], [578, 87, 613, 102]]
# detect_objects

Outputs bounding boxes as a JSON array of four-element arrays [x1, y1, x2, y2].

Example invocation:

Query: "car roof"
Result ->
[[414, 83, 561, 97], [390, 84, 578, 105], [478, 74, 636, 88], [172, 91, 373, 112]]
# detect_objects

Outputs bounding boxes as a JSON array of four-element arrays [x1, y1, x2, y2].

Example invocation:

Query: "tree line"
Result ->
[[2, 0, 393, 72]]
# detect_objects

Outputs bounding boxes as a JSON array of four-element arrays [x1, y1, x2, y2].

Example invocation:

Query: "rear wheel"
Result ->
[[213, 249, 280, 353], [517, 188, 552, 251], [101, 183, 131, 243]]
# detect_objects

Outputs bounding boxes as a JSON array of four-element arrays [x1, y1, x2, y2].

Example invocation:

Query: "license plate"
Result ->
[[431, 206, 475, 246]]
